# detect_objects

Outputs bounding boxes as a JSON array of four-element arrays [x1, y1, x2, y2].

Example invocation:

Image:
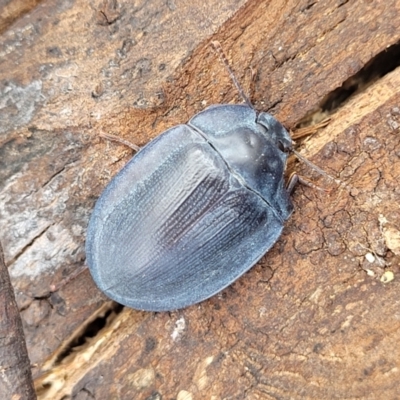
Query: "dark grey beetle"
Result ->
[[86, 103, 295, 311], [86, 44, 300, 311]]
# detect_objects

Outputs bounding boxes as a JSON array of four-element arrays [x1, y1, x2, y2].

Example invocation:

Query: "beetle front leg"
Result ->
[[287, 173, 331, 194], [286, 173, 299, 194]]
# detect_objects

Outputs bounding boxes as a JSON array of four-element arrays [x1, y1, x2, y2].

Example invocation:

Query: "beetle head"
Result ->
[[257, 112, 292, 153]]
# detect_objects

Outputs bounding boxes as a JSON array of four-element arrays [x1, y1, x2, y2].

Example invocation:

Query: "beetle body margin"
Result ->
[[86, 104, 293, 311]]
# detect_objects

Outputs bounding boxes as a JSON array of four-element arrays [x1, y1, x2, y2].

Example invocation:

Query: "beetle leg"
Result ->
[[286, 173, 299, 194], [291, 149, 339, 182], [99, 133, 141, 152], [287, 173, 331, 194]]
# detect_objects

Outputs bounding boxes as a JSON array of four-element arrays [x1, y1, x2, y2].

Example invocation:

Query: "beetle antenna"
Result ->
[[291, 149, 341, 184], [211, 41, 254, 110]]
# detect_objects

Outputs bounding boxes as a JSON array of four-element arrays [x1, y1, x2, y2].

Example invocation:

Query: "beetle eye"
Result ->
[[277, 141, 285, 152]]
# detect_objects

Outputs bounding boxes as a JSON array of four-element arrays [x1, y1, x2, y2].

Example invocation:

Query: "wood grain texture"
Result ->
[[1, 0, 400, 398]]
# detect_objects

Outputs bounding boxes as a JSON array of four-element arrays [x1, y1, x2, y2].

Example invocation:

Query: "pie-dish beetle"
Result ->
[[86, 43, 306, 311]]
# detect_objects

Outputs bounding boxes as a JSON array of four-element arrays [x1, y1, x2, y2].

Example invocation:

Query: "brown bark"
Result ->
[[0, 241, 36, 399], [1, 0, 400, 398]]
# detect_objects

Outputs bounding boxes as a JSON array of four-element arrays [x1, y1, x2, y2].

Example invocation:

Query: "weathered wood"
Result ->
[[0, 241, 36, 399], [1, 0, 400, 398]]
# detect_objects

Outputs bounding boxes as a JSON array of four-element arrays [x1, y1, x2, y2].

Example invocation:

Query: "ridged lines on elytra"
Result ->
[[119, 146, 227, 279]]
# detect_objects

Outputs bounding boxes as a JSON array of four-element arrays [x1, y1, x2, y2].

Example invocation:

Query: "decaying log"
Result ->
[[1, 0, 400, 398]]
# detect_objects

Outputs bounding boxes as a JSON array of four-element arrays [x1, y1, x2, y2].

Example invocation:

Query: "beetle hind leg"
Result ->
[[99, 133, 141, 152]]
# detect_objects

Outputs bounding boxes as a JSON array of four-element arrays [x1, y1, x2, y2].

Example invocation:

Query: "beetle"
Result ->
[[86, 45, 298, 312]]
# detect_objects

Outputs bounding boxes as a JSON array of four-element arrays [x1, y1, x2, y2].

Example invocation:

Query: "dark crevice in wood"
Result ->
[[51, 302, 123, 367], [300, 2, 318, 13], [39, 159, 79, 189], [321, 41, 400, 113], [6, 223, 54, 268], [297, 40, 400, 128], [337, 0, 350, 8]]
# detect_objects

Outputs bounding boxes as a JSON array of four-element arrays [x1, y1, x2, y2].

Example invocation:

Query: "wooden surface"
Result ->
[[1, 0, 400, 398]]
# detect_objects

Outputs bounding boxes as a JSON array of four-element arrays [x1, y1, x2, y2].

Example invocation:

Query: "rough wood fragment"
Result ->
[[0, 241, 36, 400], [0, 0, 41, 34]]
